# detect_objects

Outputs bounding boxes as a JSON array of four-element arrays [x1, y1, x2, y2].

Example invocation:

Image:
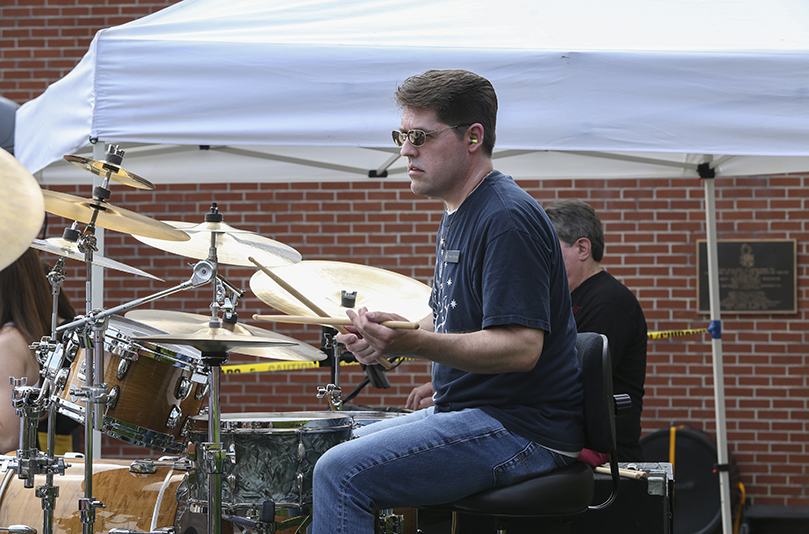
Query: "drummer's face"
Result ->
[[398, 107, 469, 203]]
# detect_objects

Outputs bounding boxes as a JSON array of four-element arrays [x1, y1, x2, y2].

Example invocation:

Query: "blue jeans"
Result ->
[[312, 407, 574, 534]]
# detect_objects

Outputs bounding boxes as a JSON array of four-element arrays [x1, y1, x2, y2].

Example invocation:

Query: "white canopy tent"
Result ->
[[13, 1, 809, 532]]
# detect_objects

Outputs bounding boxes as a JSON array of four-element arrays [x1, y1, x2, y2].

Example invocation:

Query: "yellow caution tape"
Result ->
[[647, 328, 708, 340], [221, 357, 421, 374], [222, 361, 319, 374]]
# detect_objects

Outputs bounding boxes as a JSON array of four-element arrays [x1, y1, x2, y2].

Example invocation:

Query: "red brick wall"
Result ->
[[4, 0, 808, 509]]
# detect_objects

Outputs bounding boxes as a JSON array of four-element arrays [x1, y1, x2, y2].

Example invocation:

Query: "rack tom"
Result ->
[[56, 315, 208, 453]]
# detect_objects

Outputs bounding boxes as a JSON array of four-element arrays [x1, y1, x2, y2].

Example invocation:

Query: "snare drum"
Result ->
[[56, 315, 208, 453], [186, 412, 353, 514], [0, 458, 183, 532]]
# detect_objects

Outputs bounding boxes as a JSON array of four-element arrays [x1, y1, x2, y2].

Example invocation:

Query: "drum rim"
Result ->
[[188, 411, 354, 432]]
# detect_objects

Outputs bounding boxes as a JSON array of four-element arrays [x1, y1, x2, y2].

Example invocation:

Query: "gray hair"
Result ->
[[545, 199, 605, 262]]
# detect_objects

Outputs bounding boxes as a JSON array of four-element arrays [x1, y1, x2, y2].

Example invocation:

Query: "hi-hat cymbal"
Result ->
[[126, 309, 324, 362], [133, 326, 296, 356], [0, 148, 45, 272], [250, 260, 432, 321], [32, 237, 163, 281], [64, 154, 155, 190], [42, 190, 190, 242], [132, 220, 301, 267]]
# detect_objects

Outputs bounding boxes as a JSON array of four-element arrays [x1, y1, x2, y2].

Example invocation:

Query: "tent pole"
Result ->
[[703, 176, 733, 534]]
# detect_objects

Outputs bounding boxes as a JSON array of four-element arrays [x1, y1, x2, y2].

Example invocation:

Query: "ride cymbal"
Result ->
[[250, 260, 432, 321], [126, 310, 324, 362], [42, 190, 190, 242], [32, 237, 163, 281], [0, 148, 44, 271], [132, 220, 301, 267], [64, 154, 155, 190]]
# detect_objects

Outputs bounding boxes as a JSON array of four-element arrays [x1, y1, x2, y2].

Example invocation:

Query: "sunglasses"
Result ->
[[391, 125, 466, 147]]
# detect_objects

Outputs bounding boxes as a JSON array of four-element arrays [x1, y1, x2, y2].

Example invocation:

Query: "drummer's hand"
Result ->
[[337, 307, 410, 365], [406, 381, 435, 410], [335, 324, 380, 365]]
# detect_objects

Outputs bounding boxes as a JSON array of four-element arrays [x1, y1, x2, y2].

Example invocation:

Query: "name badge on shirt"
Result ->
[[445, 249, 460, 263]]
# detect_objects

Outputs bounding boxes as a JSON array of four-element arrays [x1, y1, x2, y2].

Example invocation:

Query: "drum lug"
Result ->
[[166, 405, 182, 429], [116, 358, 130, 380], [54, 367, 70, 394], [227, 443, 237, 464], [107, 385, 120, 409], [109, 335, 139, 362], [65, 338, 80, 361], [296, 471, 305, 504], [297, 440, 306, 463], [176, 377, 192, 400], [194, 382, 209, 400]]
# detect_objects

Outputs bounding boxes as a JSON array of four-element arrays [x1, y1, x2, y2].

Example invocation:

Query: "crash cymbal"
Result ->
[[250, 260, 432, 321], [0, 148, 45, 272], [125, 309, 324, 362], [64, 154, 155, 190], [42, 190, 190, 242], [31, 237, 163, 281], [132, 220, 301, 267], [133, 326, 296, 356]]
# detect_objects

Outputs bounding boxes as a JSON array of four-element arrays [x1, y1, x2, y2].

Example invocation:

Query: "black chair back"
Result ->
[[576, 332, 620, 510]]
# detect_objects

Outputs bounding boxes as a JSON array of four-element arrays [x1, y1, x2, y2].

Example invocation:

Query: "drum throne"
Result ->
[[421, 332, 628, 534]]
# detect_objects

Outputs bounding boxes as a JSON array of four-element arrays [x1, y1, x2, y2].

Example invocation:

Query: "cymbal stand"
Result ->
[[39, 258, 71, 534], [64, 144, 131, 534], [4, 259, 75, 534], [200, 203, 227, 534], [317, 326, 343, 410], [213, 272, 245, 328]]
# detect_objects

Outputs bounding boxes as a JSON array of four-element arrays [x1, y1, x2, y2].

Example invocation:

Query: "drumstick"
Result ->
[[254, 314, 419, 330], [594, 466, 648, 479], [249, 257, 394, 369]]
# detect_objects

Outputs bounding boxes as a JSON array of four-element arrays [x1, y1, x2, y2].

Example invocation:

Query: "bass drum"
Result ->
[[0, 458, 183, 533]]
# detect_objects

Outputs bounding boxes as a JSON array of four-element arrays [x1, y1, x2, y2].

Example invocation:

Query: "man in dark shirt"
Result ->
[[546, 199, 648, 462]]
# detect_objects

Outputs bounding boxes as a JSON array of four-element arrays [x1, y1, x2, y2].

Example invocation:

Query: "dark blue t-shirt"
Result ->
[[429, 171, 584, 452]]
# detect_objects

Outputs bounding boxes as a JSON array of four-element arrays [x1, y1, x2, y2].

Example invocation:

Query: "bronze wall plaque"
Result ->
[[697, 239, 796, 314]]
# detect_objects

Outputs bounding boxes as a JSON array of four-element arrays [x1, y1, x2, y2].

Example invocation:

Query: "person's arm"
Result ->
[[336, 307, 544, 374], [0, 327, 40, 454]]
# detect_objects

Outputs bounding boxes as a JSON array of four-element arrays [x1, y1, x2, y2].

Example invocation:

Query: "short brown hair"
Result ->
[[395, 70, 497, 156]]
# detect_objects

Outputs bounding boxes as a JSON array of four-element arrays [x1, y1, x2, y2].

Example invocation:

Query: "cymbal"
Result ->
[[64, 154, 155, 190], [42, 190, 190, 242], [31, 237, 163, 282], [250, 260, 432, 321], [132, 220, 301, 267], [0, 148, 45, 271], [133, 326, 296, 356], [126, 309, 324, 362]]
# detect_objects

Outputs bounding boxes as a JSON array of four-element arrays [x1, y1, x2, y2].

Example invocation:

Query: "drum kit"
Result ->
[[0, 145, 430, 534]]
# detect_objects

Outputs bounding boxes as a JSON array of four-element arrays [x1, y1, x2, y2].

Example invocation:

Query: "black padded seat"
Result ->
[[445, 461, 595, 517], [420, 332, 623, 533]]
